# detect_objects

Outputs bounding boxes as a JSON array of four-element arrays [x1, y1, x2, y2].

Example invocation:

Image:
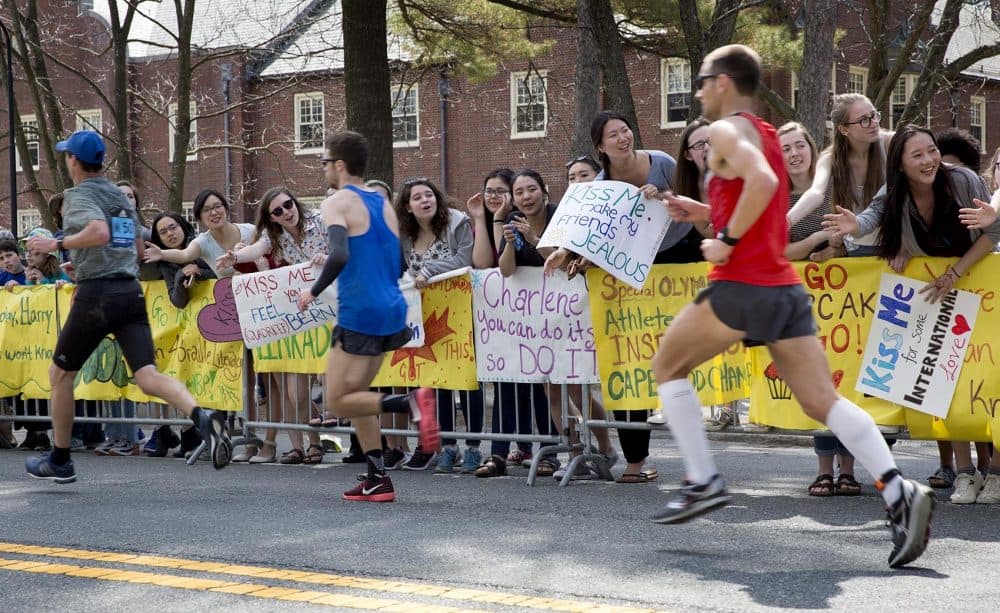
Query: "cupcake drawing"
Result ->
[[764, 361, 792, 400]]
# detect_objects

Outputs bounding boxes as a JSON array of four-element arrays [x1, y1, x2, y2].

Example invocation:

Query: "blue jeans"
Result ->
[[813, 435, 854, 458], [104, 400, 137, 443]]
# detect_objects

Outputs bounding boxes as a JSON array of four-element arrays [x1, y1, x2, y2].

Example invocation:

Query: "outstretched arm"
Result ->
[[297, 194, 350, 310], [786, 153, 832, 226]]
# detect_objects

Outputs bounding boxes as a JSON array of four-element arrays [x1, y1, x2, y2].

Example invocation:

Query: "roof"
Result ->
[[936, 0, 1000, 80]]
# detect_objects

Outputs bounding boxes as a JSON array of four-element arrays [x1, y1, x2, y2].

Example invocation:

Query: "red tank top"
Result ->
[[707, 112, 800, 286]]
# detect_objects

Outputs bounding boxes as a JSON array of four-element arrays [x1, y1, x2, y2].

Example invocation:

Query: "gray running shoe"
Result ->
[[651, 474, 731, 524]]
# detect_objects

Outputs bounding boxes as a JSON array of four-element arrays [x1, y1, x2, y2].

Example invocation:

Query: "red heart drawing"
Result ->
[[197, 278, 244, 343], [951, 314, 971, 336]]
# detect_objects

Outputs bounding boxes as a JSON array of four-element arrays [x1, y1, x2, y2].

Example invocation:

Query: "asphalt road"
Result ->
[[1, 433, 997, 612]]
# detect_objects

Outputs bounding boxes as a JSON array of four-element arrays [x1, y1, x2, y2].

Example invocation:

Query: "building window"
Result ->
[[17, 115, 40, 172], [76, 109, 102, 133], [791, 65, 836, 113], [392, 85, 420, 147], [78, 0, 94, 14], [510, 71, 547, 139], [888, 74, 930, 129], [17, 208, 42, 233], [168, 102, 197, 162], [660, 58, 691, 127], [970, 96, 986, 149], [846, 66, 868, 95], [294, 92, 325, 153]]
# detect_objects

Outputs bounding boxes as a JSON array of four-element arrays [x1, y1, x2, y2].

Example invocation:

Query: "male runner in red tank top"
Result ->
[[651, 44, 934, 569]]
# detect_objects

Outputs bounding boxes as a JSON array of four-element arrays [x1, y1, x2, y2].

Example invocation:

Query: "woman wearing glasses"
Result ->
[[788, 93, 893, 257], [215, 187, 327, 465]]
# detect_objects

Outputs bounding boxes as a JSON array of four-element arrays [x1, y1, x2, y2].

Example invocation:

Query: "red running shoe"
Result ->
[[343, 475, 396, 502], [410, 388, 440, 452]]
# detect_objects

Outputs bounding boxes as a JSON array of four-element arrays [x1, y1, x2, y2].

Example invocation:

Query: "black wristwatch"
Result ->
[[716, 227, 740, 247], [56, 238, 64, 251]]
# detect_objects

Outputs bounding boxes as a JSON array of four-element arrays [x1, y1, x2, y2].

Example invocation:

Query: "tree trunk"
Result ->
[[798, 0, 835, 147], [0, 50, 48, 232], [343, 0, 393, 186], [107, 1, 136, 182], [590, 0, 640, 148], [678, 0, 742, 119], [167, 0, 195, 214], [571, 0, 600, 157], [899, 0, 963, 126]]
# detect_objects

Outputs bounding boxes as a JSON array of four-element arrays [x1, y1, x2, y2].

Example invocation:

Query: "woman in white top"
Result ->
[[143, 189, 256, 278], [787, 94, 893, 257], [216, 187, 328, 465]]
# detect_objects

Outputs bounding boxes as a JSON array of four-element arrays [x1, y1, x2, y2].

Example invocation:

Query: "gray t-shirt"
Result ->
[[62, 176, 141, 281], [192, 223, 255, 278], [596, 149, 692, 251]]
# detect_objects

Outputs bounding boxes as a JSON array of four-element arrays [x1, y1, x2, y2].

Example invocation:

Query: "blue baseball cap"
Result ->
[[55, 130, 105, 166]]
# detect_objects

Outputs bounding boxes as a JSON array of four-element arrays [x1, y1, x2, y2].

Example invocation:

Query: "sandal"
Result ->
[[279, 448, 304, 465], [835, 474, 861, 496], [808, 473, 835, 497], [927, 466, 957, 489], [474, 454, 507, 478], [303, 444, 324, 465], [616, 468, 658, 484], [308, 414, 338, 428], [535, 458, 558, 477]]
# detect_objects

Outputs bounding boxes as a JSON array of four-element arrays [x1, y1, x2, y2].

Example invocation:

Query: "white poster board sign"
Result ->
[[537, 180, 669, 290], [232, 262, 423, 349], [471, 267, 597, 383], [856, 273, 980, 417]]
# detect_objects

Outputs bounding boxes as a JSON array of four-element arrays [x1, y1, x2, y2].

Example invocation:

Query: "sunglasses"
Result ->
[[270, 200, 295, 218], [564, 154, 598, 168], [403, 176, 429, 187], [694, 73, 723, 90]]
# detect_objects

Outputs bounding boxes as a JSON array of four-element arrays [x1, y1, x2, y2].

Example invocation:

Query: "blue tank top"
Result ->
[[337, 184, 408, 335]]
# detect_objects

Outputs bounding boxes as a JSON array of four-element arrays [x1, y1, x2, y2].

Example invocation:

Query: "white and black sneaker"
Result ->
[[196, 409, 232, 470], [886, 478, 935, 568], [651, 474, 731, 524]]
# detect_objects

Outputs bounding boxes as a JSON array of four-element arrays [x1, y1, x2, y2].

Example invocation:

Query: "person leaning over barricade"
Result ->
[[24, 130, 233, 483], [496, 168, 562, 477], [824, 124, 1000, 505], [0, 236, 27, 289], [538, 156, 619, 482], [218, 187, 327, 465], [466, 169, 548, 478], [142, 211, 215, 458], [392, 177, 475, 473]]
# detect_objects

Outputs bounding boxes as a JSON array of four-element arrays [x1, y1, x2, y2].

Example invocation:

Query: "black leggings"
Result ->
[[614, 409, 650, 464]]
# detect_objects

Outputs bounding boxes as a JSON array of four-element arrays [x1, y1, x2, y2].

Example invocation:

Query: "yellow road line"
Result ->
[[0, 542, 664, 613]]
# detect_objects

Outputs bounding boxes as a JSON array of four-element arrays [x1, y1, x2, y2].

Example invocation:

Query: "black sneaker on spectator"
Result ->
[[17, 432, 39, 451], [33, 433, 51, 452], [94, 439, 117, 456], [384, 447, 407, 470], [651, 474, 731, 524], [402, 446, 437, 471]]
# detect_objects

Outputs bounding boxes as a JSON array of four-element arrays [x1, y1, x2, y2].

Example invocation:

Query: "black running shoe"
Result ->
[[887, 478, 935, 568], [195, 409, 232, 470], [651, 474, 731, 524]]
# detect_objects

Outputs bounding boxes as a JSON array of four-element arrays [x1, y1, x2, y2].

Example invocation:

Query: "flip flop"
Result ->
[[308, 414, 338, 428], [616, 468, 658, 483]]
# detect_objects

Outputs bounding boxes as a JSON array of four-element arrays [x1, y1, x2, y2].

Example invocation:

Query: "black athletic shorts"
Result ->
[[331, 325, 413, 357], [53, 278, 157, 373], [694, 280, 816, 347]]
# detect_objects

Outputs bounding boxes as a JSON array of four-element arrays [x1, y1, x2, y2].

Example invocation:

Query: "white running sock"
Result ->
[[824, 398, 901, 505], [659, 380, 716, 484]]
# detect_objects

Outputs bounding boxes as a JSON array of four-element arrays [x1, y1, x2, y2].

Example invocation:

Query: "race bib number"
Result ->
[[111, 214, 135, 248]]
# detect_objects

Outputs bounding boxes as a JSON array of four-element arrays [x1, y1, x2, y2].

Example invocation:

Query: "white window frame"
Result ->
[[846, 66, 868, 95], [889, 74, 930, 129], [660, 58, 692, 129], [17, 208, 42, 233], [78, 0, 94, 15], [168, 102, 198, 162], [970, 95, 986, 151], [16, 114, 40, 172], [391, 84, 420, 148], [294, 92, 325, 154], [791, 65, 837, 127], [510, 71, 548, 139], [75, 108, 102, 133]]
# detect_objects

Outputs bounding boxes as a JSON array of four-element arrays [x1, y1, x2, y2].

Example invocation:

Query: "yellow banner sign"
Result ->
[[0, 285, 64, 398], [588, 263, 751, 410]]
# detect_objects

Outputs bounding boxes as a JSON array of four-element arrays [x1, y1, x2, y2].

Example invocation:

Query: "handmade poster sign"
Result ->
[[536, 180, 669, 289]]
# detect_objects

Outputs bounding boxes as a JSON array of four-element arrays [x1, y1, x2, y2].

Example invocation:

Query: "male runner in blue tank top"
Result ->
[[297, 130, 440, 502]]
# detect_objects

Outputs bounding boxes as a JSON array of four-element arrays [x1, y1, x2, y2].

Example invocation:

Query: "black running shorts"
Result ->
[[694, 280, 816, 347], [53, 279, 157, 373], [331, 325, 413, 357]]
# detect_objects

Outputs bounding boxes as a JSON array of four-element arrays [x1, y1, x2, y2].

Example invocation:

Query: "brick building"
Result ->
[[3, 0, 1000, 233]]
